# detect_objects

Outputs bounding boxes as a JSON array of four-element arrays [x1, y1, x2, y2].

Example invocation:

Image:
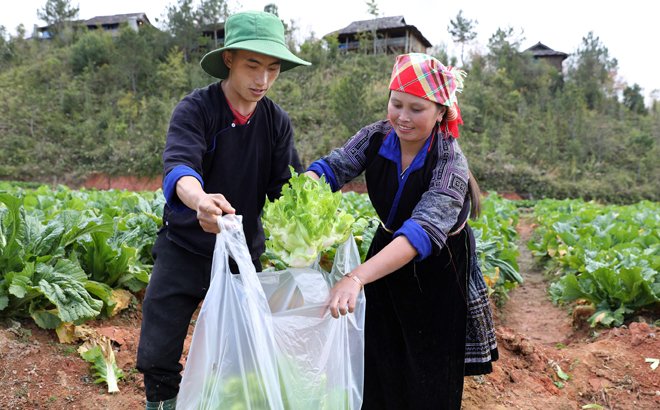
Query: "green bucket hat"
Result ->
[[200, 11, 311, 79]]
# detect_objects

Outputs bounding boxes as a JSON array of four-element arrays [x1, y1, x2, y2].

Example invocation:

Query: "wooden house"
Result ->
[[524, 42, 569, 71], [34, 13, 152, 39], [200, 22, 226, 48], [328, 16, 432, 54]]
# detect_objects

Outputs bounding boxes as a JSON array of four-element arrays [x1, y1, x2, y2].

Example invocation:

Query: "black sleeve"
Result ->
[[162, 93, 208, 177], [266, 107, 296, 201], [290, 145, 304, 174]]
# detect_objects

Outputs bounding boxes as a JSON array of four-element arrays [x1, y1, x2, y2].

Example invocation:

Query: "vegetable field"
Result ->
[[0, 183, 163, 329], [529, 199, 659, 327], [1, 182, 658, 409], [0, 183, 521, 331]]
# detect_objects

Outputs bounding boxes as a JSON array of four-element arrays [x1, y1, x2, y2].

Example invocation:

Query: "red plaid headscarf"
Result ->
[[389, 53, 466, 137]]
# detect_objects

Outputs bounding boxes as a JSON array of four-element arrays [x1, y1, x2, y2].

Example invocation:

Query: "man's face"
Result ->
[[223, 50, 281, 103]]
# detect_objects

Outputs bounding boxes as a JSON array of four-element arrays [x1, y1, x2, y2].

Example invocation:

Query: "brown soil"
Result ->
[[1, 216, 658, 409], [81, 174, 162, 192], [81, 174, 369, 194]]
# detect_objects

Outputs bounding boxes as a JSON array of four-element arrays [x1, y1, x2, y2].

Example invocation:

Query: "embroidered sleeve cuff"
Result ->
[[394, 219, 432, 261], [163, 165, 203, 211], [307, 160, 340, 192]]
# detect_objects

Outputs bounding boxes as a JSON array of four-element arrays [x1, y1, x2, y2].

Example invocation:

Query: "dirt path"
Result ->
[[498, 214, 573, 345]]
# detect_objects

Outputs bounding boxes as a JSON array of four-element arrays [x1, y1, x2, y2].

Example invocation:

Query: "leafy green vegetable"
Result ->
[[470, 194, 522, 300], [530, 199, 659, 327], [263, 169, 355, 268], [339, 192, 379, 262], [78, 336, 124, 393], [199, 369, 350, 409], [554, 364, 570, 381], [1, 185, 161, 328]]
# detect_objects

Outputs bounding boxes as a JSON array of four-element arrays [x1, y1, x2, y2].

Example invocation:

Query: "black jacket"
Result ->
[[161, 82, 302, 260]]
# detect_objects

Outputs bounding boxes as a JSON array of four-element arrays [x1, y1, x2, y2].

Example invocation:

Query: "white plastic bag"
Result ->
[[177, 214, 365, 410]]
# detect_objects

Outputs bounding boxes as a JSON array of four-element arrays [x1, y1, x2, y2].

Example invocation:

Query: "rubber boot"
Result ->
[[145, 396, 177, 410]]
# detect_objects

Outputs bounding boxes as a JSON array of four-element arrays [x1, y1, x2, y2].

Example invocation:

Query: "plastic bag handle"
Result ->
[[217, 213, 240, 232], [215, 215, 258, 282]]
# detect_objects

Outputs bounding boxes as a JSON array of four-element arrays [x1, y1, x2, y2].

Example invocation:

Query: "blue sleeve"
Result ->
[[307, 159, 340, 192], [163, 165, 204, 211], [394, 219, 432, 261]]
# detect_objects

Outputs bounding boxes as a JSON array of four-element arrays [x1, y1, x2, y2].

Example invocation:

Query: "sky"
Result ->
[[2, 0, 658, 102]]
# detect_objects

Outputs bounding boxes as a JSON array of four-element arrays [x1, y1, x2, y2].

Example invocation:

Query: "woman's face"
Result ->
[[387, 91, 444, 144]]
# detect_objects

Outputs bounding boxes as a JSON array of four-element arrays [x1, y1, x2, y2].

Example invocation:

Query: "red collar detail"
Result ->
[[226, 98, 254, 125]]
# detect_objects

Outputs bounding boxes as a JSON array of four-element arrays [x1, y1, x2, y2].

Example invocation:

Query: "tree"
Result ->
[[37, 0, 79, 38], [283, 19, 299, 53], [622, 83, 647, 115], [264, 3, 279, 16], [115, 27, 153, 94], [69, 30, 114, 74], [198, 0, 229, 48], [566, 31, 618, 110], [0, 26, 12, 68], [153, 49, 189, 99], [487, 27, 523, 67], [429, 44, 453, 67], [485, 26, 552, 96], [166, 0, 198, 63], [650, 89, 660, 115], [448, 10, 477, 66], [365, 0, 380, 54]]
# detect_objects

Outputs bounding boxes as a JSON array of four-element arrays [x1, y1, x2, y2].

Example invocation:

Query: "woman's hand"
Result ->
[[195, 193, 235, 233], [325, 236, 419, 318], [326, 271, 364, 319], [304, 170, 320, 181]]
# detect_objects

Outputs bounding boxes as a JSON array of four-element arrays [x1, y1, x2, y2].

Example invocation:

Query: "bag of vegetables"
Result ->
[[177, 212, 365, 409]]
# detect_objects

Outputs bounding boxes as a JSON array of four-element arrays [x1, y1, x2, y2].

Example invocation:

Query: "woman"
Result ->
[[306, 53, 496, 409]]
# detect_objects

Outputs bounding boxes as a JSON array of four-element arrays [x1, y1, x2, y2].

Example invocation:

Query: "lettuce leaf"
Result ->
[[263, 169, 355, 268], [78, 335, 124, 393]]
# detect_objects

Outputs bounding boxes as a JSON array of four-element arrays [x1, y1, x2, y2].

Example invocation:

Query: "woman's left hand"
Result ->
[[326, 272, 363, 319]]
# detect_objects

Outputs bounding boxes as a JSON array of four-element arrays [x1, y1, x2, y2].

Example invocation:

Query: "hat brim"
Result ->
[[200, 39, 311, 79]]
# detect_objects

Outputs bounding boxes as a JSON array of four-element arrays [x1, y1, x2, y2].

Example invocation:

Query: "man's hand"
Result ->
[[175, 176, 236, 233], [195, 193, 235, 233]]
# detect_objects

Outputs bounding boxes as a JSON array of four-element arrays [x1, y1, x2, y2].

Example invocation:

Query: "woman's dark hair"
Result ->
[[435, 103, 481, 219], [467, 170, 481, 220]]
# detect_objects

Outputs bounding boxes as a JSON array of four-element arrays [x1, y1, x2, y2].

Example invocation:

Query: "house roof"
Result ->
[[84, 13, 151, 26], [524, 42, 568, 58], [328, 15, 432, 47], [37, 12, 151, 30]]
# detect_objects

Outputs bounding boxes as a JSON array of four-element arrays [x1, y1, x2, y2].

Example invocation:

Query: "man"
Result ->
[[136, 10, 310, 409]]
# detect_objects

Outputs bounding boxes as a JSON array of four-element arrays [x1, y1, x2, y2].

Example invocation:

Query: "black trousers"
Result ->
[[136, 232, 213, 402]]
